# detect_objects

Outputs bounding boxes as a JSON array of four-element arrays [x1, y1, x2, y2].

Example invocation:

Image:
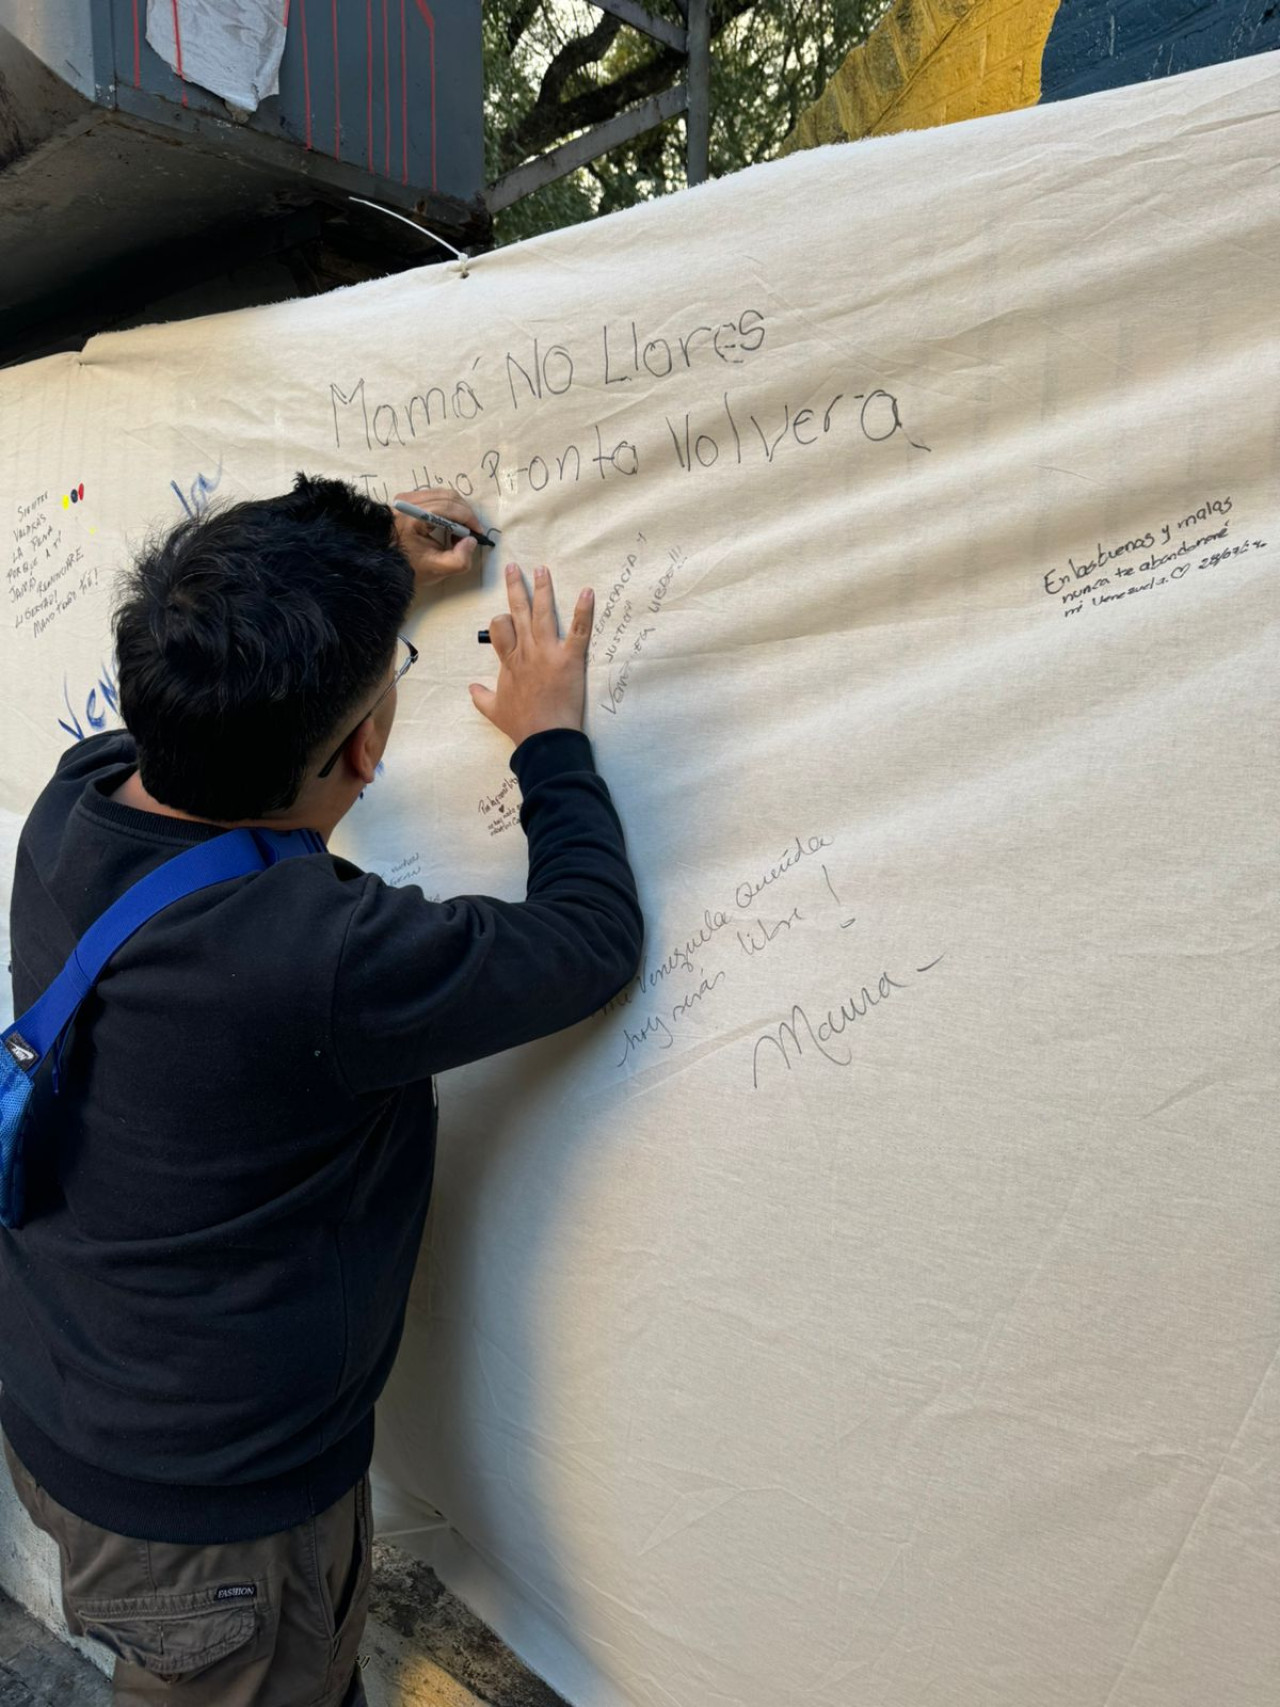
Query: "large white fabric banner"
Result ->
[[2, 49, 1278, 1707]]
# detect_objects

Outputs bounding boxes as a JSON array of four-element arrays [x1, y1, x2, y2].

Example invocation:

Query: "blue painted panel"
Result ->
[[106, 0, 482, 202], [1040, 0, 1280, 102]]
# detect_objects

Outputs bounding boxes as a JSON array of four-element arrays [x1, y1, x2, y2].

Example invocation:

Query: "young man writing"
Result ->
[[0, 474, 643, 1706]]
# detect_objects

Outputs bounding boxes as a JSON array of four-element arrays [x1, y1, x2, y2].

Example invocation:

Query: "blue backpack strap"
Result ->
[[2, 825, 322, 1072]]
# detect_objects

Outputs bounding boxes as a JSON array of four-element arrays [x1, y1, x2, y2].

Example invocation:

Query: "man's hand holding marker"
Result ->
[[391, 486, 594, 743]]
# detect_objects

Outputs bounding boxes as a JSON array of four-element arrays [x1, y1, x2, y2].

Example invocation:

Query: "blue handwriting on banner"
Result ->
[[59, 664, 121, 742], [171, 461, 223, 518]]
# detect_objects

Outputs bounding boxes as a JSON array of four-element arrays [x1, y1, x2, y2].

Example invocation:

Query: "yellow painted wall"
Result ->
[[780, 0, 1062, 152]]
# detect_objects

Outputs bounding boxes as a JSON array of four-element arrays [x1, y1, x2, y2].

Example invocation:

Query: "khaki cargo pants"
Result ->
[[2, 1431, 371, 1706]]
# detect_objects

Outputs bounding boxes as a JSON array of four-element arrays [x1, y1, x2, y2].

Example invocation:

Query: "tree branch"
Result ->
[[506, 0, 541, 52], [498, 0, 756, 166], [497, 12, 624, 161]]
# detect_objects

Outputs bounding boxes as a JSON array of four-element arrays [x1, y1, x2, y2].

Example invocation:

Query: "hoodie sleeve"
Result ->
[[332, 729, 644, 1093]]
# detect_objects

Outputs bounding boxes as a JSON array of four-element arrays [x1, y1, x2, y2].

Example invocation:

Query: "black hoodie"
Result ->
[[0, 727, 641, 1543]]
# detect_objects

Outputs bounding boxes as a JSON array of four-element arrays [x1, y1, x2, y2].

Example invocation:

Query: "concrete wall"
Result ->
[[0, 1436, 110, 1677], [0, 0, 97, 99]]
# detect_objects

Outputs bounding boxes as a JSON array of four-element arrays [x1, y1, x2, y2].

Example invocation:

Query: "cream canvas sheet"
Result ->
[[2, 50, 1279, 1707]]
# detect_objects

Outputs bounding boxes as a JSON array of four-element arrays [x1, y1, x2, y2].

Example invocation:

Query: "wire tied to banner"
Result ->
[[348, 196, 471, 277]]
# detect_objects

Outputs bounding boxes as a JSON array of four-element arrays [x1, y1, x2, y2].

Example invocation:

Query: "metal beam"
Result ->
[[685, 0, 710, 185], [589, 0, 687, 54], [486, 84, 689, 214]]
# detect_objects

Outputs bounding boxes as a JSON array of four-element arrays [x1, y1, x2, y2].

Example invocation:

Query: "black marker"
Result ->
[[477, 630, 491, 644], [394, 498, 496, 549]]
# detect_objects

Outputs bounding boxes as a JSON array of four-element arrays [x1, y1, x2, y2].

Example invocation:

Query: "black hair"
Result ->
[[114, 473, 414, 819]]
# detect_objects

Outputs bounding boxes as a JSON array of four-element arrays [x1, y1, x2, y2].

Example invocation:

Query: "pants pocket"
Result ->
[[71, 1586, 261, 1680], [337, 1478, 372, 1638], [316, 1474, 372, 1670]]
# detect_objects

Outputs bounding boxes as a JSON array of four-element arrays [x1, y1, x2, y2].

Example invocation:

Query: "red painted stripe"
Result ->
[[332, 0, 341, 158], [300, 0, 312, 149], [283, 0, 291, 23], [413, 0, 437, 191], [399, 0, 407, 182], [366, 0, 374, 169], [382, 0, 391, 177], [131, 0, 141, 86], [170, 0, 188, 105]]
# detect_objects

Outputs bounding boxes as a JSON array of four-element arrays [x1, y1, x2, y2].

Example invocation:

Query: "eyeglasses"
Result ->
[[317, 635, 418, 779]]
